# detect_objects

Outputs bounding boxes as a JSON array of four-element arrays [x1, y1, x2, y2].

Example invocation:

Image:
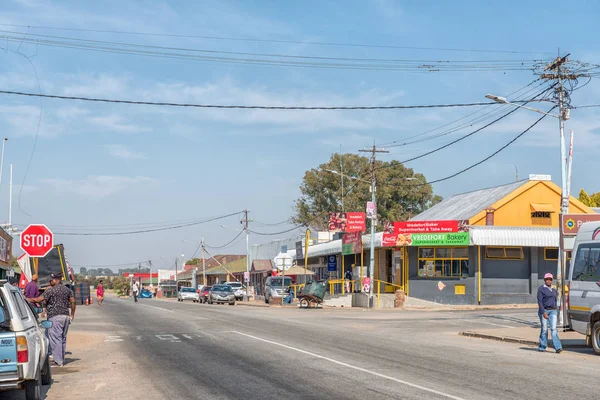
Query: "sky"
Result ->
[[0, 0, 599, 273]]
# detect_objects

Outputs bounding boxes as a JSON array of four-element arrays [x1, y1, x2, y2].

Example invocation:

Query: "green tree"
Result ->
[[112, 277, 130, 296], [186, 258, 201, 265], [579, 189, 598, 207], [293, 153, 441, 230]]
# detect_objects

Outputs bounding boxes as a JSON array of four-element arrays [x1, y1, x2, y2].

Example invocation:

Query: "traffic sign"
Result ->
[[327, 255, 337, 271], [20, 224, 53, 258]]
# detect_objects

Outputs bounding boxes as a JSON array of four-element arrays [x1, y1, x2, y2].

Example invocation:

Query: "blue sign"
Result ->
[[327, 255, 337, 271], [281, 245, 288, 253]]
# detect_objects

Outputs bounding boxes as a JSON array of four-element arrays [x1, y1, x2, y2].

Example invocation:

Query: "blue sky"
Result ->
[[0, 0, 598, 272]]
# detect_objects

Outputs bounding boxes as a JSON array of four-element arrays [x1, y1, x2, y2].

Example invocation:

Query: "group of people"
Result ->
[[24, 273, 76, 367]]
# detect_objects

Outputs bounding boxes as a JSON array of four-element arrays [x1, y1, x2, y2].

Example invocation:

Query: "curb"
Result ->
[[459, 331, 590, 348]]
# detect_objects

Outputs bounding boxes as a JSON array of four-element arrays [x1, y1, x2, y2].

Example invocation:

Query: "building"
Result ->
[[0, 227, 13, 280], [287, 176, 597, 305]]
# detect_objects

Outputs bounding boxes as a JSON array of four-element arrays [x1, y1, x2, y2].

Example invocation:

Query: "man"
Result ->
[[537, 273, 563, 353], [29, 273, 76, 367], [132, 280, 139, 303], [344, 268, 353, 293], [24, 274, 40, 305]]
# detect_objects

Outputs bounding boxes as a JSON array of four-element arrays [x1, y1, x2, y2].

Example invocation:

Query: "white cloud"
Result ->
[[105, 144, 146, 160], [41, 175, 155, 198], [88, 114, 148, 134]]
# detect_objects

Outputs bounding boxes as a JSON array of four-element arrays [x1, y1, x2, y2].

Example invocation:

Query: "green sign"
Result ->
[[410, 232, 470, 246]]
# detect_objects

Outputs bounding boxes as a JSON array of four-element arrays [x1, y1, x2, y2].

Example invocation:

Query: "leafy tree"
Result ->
[[186, 258, 201, 266], [112, 277, 130, 296], [293, 153, 441, 230], [579, 189, 599, 207]]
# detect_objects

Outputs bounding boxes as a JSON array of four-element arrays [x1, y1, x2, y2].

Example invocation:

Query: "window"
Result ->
[[531, 211, 552, 226], [417, 247, 469, 278], [11, 291, 30, 320], [572, 244, 600, 282], [485, 247, 524, 260], [545, 248, 559, 260], [531, 211, 551, 218]]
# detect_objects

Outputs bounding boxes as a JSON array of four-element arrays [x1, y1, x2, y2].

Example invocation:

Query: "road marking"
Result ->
[[104, 335, 123, 342], [137, 303, 175, 313], [134, 336, 143, 341], [156, 334, 181, 342], [230, 331, 466, 400], [182, 334, 194, 339]]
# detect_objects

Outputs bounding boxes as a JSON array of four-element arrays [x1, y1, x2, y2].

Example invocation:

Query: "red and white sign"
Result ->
[[328, 212, 366, 232], [395, 220, 468, 234], [20, 224, 54, 258]]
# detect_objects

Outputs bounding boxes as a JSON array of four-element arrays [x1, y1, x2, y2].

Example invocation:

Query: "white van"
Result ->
[[567, 221, 600, 354]]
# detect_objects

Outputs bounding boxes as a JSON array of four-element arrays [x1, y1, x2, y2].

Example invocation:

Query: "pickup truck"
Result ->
[[0, 281, 52, 400]]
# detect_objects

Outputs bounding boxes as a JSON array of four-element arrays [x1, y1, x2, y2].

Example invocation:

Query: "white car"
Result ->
[[225, 282, 245, 300], [177, 287, 200, 302], [0, 281, 52, 400]]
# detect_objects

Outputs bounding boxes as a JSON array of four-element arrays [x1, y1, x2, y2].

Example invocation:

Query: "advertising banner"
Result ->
[[366, 202, 377, 220], [342, 231, 363, 255], [328, 212, 366, 232], [562, 214, 600, 235], [295, 241, 303, 259], [410, 232, 470, 246], [395, 220, 468, 234]]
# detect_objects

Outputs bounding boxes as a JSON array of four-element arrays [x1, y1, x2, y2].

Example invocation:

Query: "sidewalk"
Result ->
[[460, 326, 588, 349]]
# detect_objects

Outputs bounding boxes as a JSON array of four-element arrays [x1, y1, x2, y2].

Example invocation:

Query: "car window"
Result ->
[[181, 288, 196, 292], [572, 244, 600, 282], [11, 291, 30, 321]]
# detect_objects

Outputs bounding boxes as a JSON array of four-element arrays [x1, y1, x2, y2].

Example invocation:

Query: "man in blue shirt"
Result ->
[[537, 273, 563, 353]]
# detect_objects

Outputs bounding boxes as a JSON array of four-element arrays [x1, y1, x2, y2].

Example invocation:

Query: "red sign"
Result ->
[[382, 220, 469, 247], [342, 231, 363, 255], [562, 214, 600, 235], [328, 212, 366, 232], [20, 224, 54, 258], [395, 220, 468, 234]]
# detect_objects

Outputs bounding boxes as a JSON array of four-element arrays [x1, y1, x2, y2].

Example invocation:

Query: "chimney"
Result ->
[[485, 208, 495, 226]]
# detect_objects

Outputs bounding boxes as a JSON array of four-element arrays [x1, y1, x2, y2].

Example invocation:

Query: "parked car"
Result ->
[[567, 221, 600, 354], [0, 281, 52, 400], [177, 287, 200, 302], [199, 286, 211, 303], [208, 285, 236, 305], [225, 281, 245, 301], [140, 289, 153, 299], [264, 276, 294, 304]]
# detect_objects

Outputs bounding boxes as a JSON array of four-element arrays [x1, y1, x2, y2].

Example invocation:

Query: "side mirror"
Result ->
[[41, 320, 53, 329], [0, 308, 5, 324], [34, 307, 44, 314]]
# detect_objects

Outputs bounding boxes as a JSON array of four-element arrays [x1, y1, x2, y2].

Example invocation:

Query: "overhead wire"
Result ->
[[0, 23, 555, 55]]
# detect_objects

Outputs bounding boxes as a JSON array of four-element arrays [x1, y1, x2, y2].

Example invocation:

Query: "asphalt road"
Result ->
[[8, 297, 600, 400]]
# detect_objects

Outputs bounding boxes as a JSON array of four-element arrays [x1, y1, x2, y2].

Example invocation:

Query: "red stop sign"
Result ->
[[20, 224, 54, 258]]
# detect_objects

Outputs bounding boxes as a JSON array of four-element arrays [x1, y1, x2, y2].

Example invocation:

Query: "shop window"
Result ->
[[418, 247, 469, 278], [486, 247, 524, 260], [545, 248, 559, 260], [531, 211, 552, 226]]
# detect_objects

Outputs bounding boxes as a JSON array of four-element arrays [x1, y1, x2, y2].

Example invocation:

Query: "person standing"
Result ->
[[29, 273, 76, 367], [96, 280, 105, 306], [537, 273, 563, 353], [24, 274, 40, 305], [132, 280, 139, 303], [344, 268, 353, 293]]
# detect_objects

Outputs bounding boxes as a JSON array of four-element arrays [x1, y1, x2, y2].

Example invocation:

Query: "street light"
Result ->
[[485, 91, 570, 326]]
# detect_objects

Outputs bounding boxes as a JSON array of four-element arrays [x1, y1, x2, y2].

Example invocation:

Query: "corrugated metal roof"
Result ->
[[206, 257, 248, 275], [411, 180, 528, 221], [305, 232, 383, 258], [470, 226, 558, 247], [251, 259, 273, 272]]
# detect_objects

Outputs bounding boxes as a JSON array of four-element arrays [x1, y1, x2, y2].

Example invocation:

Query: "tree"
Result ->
[[579, 189, 600, 207], [186, 258, 201, 266], [112, 277, 130, 296], [293, 153, 442, 230]]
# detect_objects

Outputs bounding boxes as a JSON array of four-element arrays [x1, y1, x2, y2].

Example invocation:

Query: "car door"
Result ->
[[0, 289, 17, 374], [569, 243, 600, 334], [9, 287, 42, 377]]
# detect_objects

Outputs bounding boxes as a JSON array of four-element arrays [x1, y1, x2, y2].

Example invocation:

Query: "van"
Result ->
[[264, 276, 294, 304], [567, 221, 600, 354]]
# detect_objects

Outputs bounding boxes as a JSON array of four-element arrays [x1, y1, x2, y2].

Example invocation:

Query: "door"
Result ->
[[569, 243, 600, 335]]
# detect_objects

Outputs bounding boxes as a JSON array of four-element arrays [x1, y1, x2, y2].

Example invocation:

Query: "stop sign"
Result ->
[[20, 224, 54, 258]]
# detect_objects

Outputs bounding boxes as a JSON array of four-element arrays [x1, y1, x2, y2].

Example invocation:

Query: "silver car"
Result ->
[[177, 287, 200, 303], [208, 285, 236, 305]]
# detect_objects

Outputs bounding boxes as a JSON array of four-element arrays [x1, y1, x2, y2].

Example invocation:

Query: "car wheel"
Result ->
[[592, 321, 600, 355], [25, 366, 42, 400], [229, 300, 236, 306], [41, 355, 52, 386], [265, 296, 269, 304]]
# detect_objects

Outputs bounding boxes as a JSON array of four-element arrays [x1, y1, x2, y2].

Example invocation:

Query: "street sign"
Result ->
[[295, 241, 303, 259], [327, 255, 337, 271], [244, 271, 250, 282], [562, 214, 600, 235], [20, 224, 53, 258]]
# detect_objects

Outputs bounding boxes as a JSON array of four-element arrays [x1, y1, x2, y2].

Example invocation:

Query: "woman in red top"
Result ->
[[97, 280, 105, 305]]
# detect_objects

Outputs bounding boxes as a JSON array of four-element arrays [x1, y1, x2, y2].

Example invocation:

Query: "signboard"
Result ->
[[342, 231, 363, 255], [328, 212, 366, 232], [244, 271, 250, 283], [562, 214, 600, 235], [20, 224, 54, 258], [327, 255, 337, 271], [410, 232, 470, 246], [295, 241, 303, 259], [529, 174, 551, 181], [395, 220, 468, 234], [0, 229, 12, 264], [366, 202, 377, 220], [281, 245, 288, 253]]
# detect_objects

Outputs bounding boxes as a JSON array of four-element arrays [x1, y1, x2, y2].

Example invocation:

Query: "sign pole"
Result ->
[[304, 229, 310, 284]]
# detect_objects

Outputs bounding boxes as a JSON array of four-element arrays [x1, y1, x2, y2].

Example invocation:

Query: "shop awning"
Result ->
[[530, 203, 555, 213], [470, 226, 558, 247]]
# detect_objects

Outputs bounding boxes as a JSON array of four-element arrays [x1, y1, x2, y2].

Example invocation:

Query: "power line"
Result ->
[[0, 89, 501, 110], [55, 211, 244, 236], [205, 229, 245, 249], [70, 261, 149, 268], [0, 23, 555, 55]]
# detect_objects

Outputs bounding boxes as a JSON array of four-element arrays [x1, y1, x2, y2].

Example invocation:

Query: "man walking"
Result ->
[[132, 280, 139, 303], [29, 273, 76, 366], [537, 273, 563, 353]]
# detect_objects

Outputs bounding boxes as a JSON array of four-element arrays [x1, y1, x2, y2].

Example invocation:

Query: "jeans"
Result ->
[[49, 315, 70, 366], [134, 292, 138, 302], [284, 294, 293, 304], [538, 309, 562, 352]]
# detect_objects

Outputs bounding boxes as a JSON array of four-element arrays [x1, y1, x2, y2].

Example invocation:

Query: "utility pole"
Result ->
[[540, 53, 577, 327], [0, 138, 7, 194], [174, 256, 178, 297], [241, 209, 251, 300], [359, 144, 389, 308], [340, 146, 344, 213], [201, 237, 206, 286]]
